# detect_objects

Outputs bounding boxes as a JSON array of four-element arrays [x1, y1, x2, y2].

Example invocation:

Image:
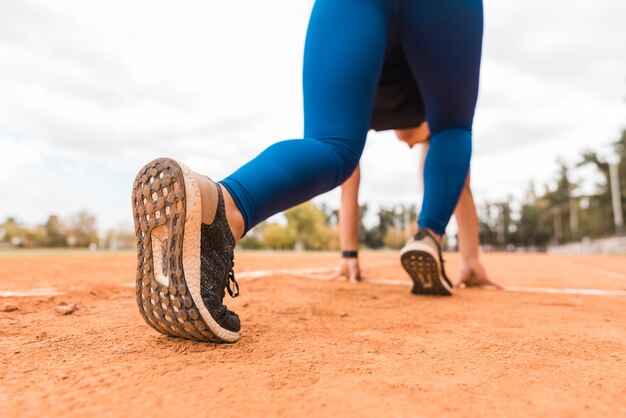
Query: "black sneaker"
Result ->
[[132, 158, 241, 343], [400, 228, 453, 296]]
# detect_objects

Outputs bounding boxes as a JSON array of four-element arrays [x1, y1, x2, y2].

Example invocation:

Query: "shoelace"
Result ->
[[226, 254, 239, 298]]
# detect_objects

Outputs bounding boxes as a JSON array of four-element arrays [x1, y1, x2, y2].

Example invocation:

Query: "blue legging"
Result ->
[[221, 0, 483, 235]]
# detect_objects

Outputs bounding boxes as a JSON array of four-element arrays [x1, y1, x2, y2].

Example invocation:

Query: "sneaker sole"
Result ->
[[132, 157, 240, 343], [400, 249, 452, 296]]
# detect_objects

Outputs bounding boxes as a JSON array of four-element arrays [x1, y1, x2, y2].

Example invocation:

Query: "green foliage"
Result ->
[[383, 227, 405, 249], [0, 217, 22, 243], [237, 202, 339, 251], [1, 211, 98, 248], [363, 205, 416, 249], [262, 224, 296, 250], [517, 196, 552, 247], [284, 201, 330, 250], [238, 221, 268, 250], [66, 210, 99, 247], [43, 215, 67, 247], [479, 130, 626, 248], [102, 229, 136, 250], [363, 207, 395, 249]]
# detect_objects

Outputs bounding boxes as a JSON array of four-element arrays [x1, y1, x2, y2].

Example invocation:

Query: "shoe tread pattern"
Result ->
[[401, 250, 452, 296], [132, 158, 224, 342]]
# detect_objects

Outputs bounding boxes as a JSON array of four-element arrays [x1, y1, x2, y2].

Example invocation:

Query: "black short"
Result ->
[[370, 42, 426, 132]]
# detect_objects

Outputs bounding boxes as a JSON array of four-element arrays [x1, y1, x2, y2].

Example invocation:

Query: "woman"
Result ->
[[334, 124, 498, 291], [132, 0, 484, 342]]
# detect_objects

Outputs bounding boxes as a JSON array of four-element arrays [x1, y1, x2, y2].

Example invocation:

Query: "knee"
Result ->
[[307, 135, 364, 186]]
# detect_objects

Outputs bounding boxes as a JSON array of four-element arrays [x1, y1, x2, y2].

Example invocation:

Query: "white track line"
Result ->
[[12, 264, 625, 298], [502, 286, 626, 296], [236, 268, 626, 297], [237, 267, 336, 280], [118, 268, 338, 289], [128, 267, 626, 297], [0, 288, 66, 297]]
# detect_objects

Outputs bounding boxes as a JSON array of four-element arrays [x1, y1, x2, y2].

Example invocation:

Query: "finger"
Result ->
[[457, 272, 486, 288], [453, 280, 466, 289], [485, 279, 504, 290], [467, 278, 503, 289], [454, 270, 471, 288]]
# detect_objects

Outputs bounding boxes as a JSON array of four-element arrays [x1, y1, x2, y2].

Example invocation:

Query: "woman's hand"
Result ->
[[332, 257, 361, 283], [455, 258, 501, 289]]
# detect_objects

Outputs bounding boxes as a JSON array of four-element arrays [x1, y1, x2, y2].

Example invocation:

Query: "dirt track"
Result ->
[[1, 250, 626, 417]]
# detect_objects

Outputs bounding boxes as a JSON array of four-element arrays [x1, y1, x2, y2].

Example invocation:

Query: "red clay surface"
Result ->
[[1, 250, 626, 417]]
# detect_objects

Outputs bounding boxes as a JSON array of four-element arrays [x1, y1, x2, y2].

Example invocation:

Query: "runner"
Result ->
[[132, 0, 484, 342]]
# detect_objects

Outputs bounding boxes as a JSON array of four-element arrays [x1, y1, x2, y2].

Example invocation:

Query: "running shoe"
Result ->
[[400, 228, 453, 296], [132, 158, 241, 343]]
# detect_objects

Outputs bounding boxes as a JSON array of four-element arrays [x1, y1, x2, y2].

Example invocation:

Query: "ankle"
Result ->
[[218, 184, 245, 241], [421, 227, 443, 247], [193, 173, 245, 241]]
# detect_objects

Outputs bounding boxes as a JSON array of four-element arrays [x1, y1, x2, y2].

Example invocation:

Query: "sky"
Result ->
[[0, 0, 625, 234]]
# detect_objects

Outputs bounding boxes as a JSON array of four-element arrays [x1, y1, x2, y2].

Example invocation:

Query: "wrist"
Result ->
[[341, 250, 358, 258]]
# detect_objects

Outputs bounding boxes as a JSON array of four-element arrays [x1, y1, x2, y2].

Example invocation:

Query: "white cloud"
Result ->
[[0, 0, 624, 233]]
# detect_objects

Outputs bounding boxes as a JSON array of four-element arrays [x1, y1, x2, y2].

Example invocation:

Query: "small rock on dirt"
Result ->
[[55, 303, 78, 315], [1, 303, 18, 312], [37, 331, 48, 339], [54, 371, 69, 380]]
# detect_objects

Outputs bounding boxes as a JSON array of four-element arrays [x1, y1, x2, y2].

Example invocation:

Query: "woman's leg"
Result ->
[[401, 0, 484, 235], [133, 1, 391, 343], [220, 0, 389, 234]]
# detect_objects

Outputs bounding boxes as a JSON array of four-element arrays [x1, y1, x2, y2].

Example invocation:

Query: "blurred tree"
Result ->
[[284, 201, 329, 250], [363, 206, 396, 249], [67, 210, 98, 247], [383, 227, 405, 249], [357, 203, 369, 244], [540, 162, 577, 243], [262, 224, 296, 250], [44, 215, 67, 247], [578, 150, 614, 237], [494, 198, 515, 247], [103, 228, 136, 250], [516, 184, 552, 248], [478, 202, 497, 247], [238, 221, 269, 250], [611, 129, 626, 234], [325, 225, 341, 251], [29, 226, 50, 247], [328, 203, 368, 242], [0, 217, 21, 243]]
